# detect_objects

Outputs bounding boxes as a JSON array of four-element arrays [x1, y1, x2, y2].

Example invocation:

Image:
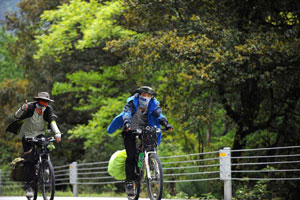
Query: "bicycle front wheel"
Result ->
[[32, 179, 38, 200], [41, 160, 55, 200], [146, 154, 163, 200]]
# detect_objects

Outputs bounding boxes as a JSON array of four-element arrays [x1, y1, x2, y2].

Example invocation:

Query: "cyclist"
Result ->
[[107, 86, 173, 195], [6, 92, 62, 198]]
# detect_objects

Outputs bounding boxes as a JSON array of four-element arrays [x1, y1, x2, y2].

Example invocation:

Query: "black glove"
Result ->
[[123, 122, 131, 131], [165, 123, 173, 130], [162, 120, 173, 130]]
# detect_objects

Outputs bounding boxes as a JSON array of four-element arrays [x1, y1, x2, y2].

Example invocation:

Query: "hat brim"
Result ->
[[34, 97, 55, 102]]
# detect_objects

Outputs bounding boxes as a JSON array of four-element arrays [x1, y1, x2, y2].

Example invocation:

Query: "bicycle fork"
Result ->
[[144, 151, 156, 180]]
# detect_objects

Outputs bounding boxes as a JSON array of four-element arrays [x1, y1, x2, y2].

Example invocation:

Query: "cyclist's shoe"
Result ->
[[26, 187, 34, 198], [125, 181, 135, 196]]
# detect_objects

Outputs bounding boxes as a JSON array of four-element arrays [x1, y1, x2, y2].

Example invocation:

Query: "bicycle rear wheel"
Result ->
[[146, 153, 163, 200], [41, 160, 55, 200]]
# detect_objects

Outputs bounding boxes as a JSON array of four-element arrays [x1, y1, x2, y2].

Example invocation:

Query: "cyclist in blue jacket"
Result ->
[[107, 86, 172, 195]]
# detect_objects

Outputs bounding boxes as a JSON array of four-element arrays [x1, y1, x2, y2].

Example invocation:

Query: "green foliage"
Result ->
[[2, 0, 300, 198], [0, 79, 28, 166], [233, 180, 273, 200], [68, 94, 127, 148], [175, 181, 220, 199], [200, 193, 218, 200], [34, 0, 136, 60], [0, 28, 23, 82], [211, 130, 235, 150], [164, 191, 189, 199], [52, 65, 125, 111], [106, 0, 300, 152]]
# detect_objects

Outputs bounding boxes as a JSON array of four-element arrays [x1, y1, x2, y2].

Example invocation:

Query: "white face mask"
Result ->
[[139, 96, 151, 109]]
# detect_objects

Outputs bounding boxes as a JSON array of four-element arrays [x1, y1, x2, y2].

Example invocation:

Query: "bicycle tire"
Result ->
[[146, 153, 163, 200], [30, 164, 39, 200], [41, 160, 55, 200], [32, 181, 38, 200]]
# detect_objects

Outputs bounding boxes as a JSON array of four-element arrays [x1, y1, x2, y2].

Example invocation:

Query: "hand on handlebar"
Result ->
[[124, 122, 131, 132], [165, 124, 173, 131], [162, 121, 173, 131]]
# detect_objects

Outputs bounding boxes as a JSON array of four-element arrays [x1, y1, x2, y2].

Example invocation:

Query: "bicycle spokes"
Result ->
[[43, 168, 51, 189], [149, 161, 159, 180], [146, 154, 163, 200], [41, 160, 55, 200]]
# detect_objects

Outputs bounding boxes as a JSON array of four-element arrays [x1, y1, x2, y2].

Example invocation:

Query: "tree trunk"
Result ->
[[206, 123, 211, 145]]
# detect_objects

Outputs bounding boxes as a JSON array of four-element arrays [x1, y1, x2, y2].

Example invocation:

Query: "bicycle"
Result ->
[[26, 136, 56, 200], [126, 126, 166, 200]]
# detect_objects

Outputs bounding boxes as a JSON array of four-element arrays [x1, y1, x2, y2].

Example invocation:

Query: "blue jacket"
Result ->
[[107, 94, 167, 145]]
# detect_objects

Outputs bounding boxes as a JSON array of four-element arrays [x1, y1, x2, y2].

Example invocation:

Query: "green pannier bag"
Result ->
[[10, 157, 25, 181], [108, 149, 127, 180]]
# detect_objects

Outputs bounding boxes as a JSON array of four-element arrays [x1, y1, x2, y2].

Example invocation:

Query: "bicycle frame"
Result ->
[[36, 138, 52, 163], [135, 126, 164, 179], [126, 126, 167, 200], [137, 127, 164, 175], [27, 136, 56, 200]]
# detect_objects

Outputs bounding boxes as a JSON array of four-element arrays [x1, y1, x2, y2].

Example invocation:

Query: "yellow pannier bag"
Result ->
[[108, 149, 127, 180], [10, 157, 25, 181]]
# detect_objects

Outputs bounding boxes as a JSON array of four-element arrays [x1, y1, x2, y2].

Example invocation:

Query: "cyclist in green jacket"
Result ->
[[7, 92, 62, 198]]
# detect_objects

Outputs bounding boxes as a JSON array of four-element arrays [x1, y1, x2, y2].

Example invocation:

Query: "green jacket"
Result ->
[[6, 102, 57, 135]]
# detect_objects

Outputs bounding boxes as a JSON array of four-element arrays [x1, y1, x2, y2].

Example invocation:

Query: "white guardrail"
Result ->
[[1, 146, 300, 200]]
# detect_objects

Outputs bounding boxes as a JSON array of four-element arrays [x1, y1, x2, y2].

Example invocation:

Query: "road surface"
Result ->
[[0, 197, 181, 200]]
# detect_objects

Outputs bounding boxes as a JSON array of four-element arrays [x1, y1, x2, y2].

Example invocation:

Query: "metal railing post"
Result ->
[[220, 147, 232, 200], [70, 162, 78, 197]]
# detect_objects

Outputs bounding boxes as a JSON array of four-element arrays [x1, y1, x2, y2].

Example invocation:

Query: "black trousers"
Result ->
[[22, 137, 37, 187], [123, 132, 137, 181]]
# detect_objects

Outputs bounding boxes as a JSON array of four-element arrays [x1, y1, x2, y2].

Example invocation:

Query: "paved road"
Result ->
[[0, 197, 179, 200]]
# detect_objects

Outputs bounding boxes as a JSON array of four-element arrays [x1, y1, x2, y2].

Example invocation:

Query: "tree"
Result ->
[[0, 28, 23, 82], [0, 28, 26, 167], [0, 0, 20, 20], [106, 0, 300, 151], [34, 0, 137, 61], [5, 0, 300, 197], [0, 79, 28, 166]]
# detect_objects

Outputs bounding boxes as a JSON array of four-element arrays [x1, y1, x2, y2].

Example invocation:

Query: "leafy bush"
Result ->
[[233, 180, 273, 200]]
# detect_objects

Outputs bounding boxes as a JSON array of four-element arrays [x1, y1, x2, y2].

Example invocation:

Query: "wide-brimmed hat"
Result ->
[[34, 92, 54, 102]]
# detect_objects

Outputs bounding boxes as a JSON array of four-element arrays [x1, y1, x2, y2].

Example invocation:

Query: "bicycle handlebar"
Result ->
[[27, 136, 56, 143], [131, 126, 168, 135]]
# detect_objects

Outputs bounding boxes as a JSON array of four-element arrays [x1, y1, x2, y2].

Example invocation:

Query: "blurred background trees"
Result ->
[[1, 0, 300, 198]]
